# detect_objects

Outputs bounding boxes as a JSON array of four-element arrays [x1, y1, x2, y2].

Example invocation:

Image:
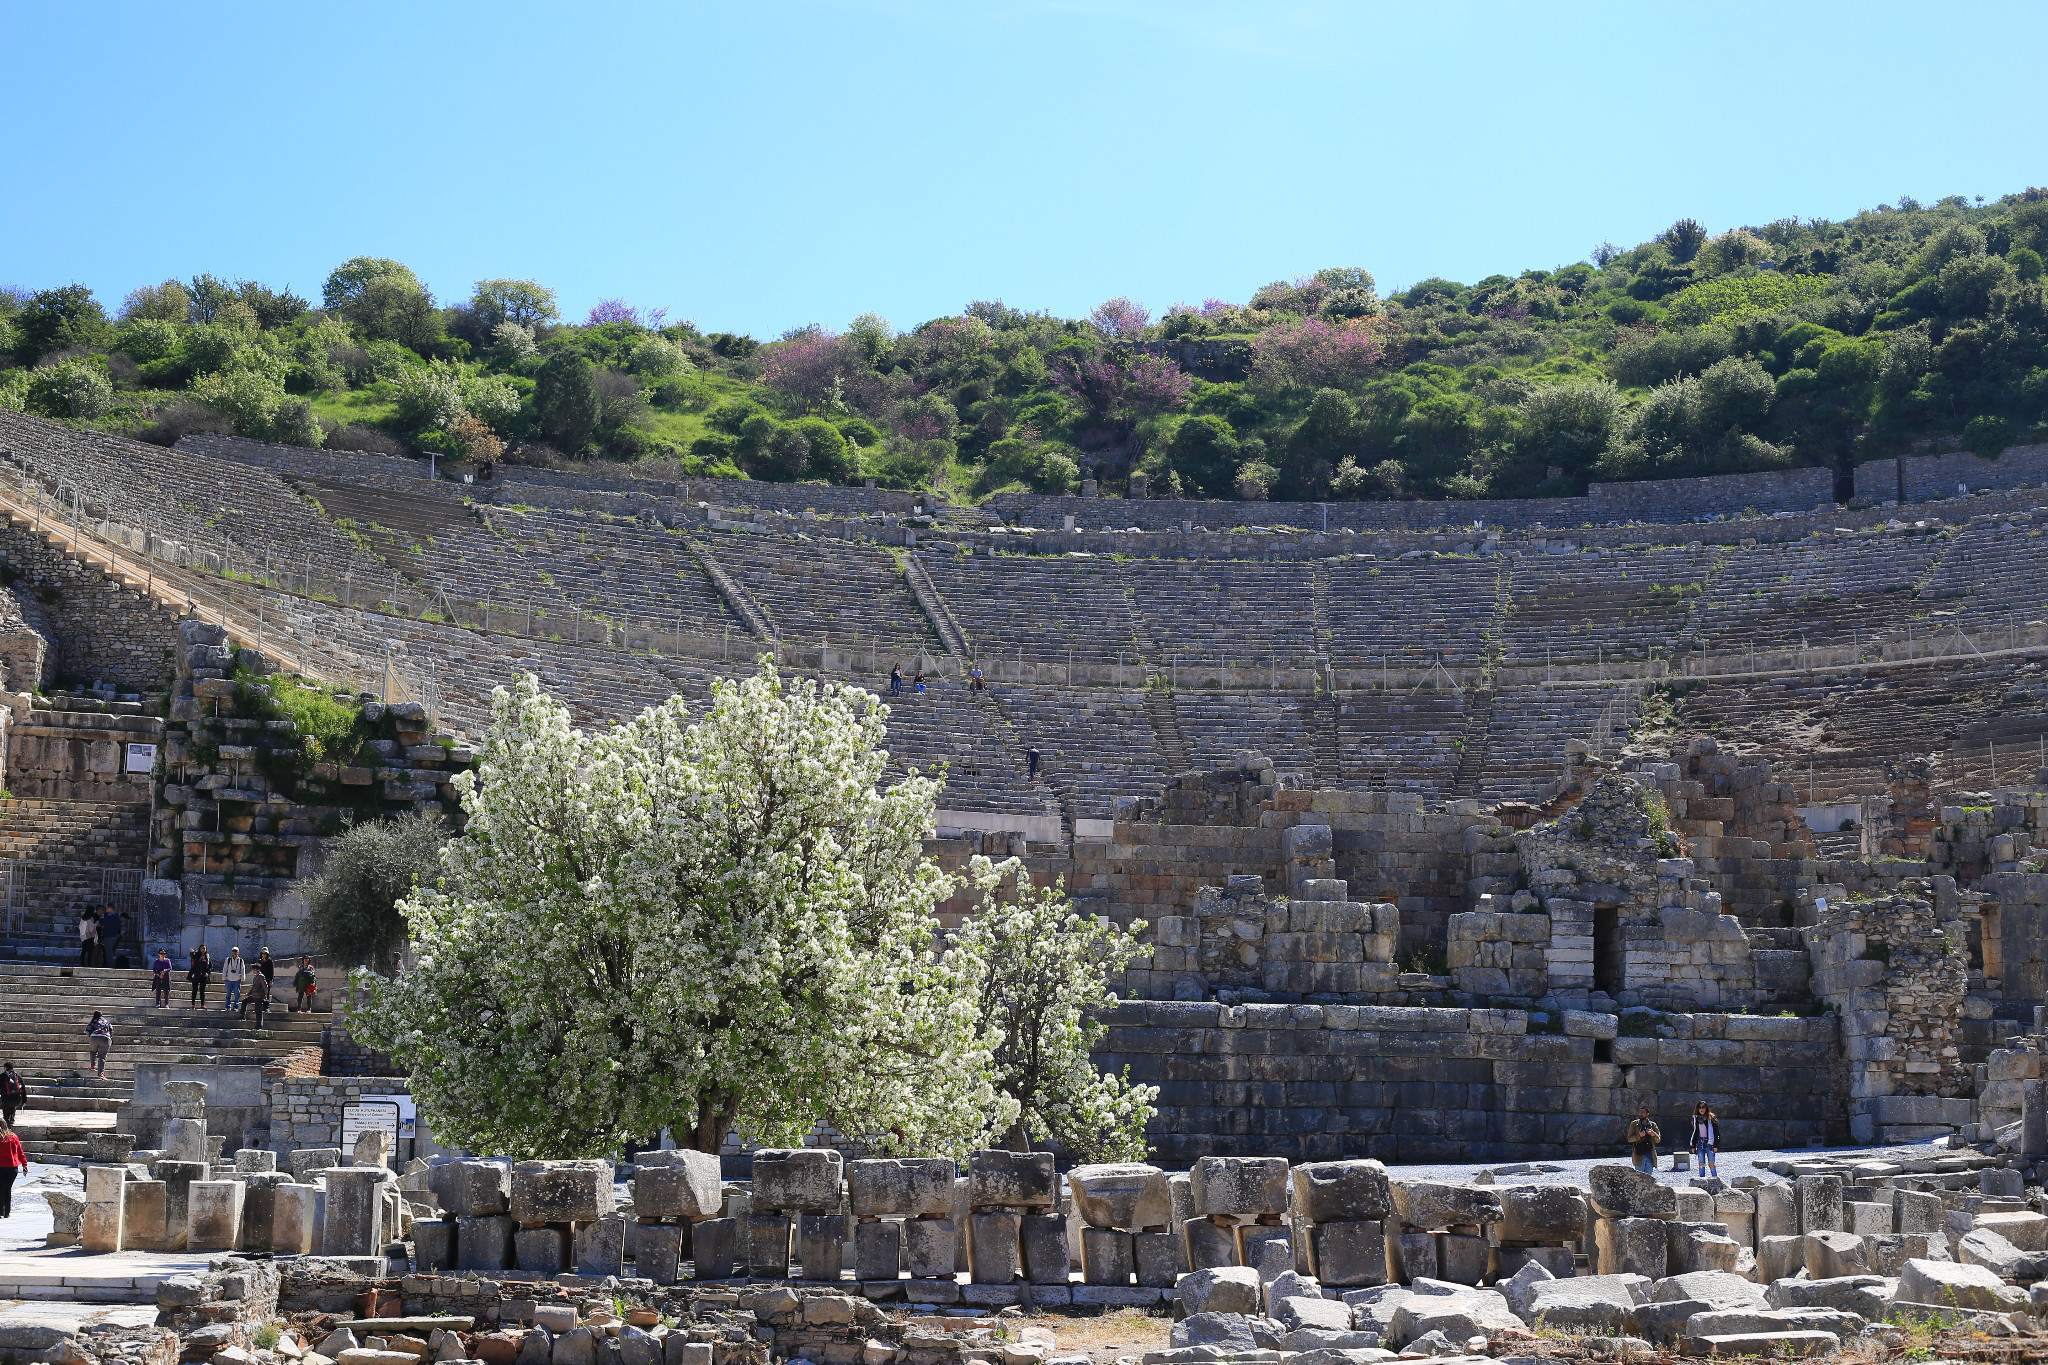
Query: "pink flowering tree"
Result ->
[[1248, 318, 1384, 391], [758, 330, 851, 410], [587, 298, 640, 326], [1050, 351, 1192, 446], [1088, 297, 1152, 339]]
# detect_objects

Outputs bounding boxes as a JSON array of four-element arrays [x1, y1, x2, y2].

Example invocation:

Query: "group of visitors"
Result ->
[[163, 945, 316, 1018], [888, 664, 993, 694], [1627, 1101, 1721, 1177], [73, 904, 126, 968]]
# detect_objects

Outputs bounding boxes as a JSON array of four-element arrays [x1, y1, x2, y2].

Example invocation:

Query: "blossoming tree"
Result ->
[[349, 666, 1015, 1158]]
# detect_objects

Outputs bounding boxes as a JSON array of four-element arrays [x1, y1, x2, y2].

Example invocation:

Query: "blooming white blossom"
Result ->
[[956, 867, 1158, 1162], [349, 664, 1013, 1158]]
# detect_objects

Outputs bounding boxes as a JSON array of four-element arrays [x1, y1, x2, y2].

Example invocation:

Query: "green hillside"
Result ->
[[5, 187, 2046, 505]]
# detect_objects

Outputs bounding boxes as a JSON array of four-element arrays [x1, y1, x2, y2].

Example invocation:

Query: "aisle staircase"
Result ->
[[0, 962, 328, 1161]]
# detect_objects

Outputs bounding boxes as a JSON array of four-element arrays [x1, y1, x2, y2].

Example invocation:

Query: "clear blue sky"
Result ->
[[6, 1, 2045, 339]]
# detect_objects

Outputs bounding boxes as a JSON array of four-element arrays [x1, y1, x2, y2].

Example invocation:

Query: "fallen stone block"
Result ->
[[1802, 1229, 1868, 1279], [1191, 1157, 1290, 1218], [1765, 1275, 1887, 1317], [1389, 1180, 1502, 1230], [1069, 1163, 1171, 1230], [1896, 1257, 2025, 1312], [1496, 1185, 1585, 1245], [1389, 1293, 1521, 1348], [1976, 1210, 2048, 1252], [1686, 1330, 1838, 1357], [1275, 1296, 1352, 1334], [968, 1151, 1056, 1208], [510, 1160, 615, 1224], [1292, 1160, 1393, 1224], [1177, 1266, 1262, 1317], [1587, 1165, 1676, 1221], [1524, 1275, 1643, 1334], [849, 1158, 956, 1219], [752, 1149, 845, 1213]]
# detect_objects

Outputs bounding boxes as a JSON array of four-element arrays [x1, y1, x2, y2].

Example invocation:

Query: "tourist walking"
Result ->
[[0, 1062, 24, 1127], [246, 968, 271, 1031], [292, 958, 318, 1012], [85, 1011, 112, 1080], [151, 949, 173, 1007], [1026, 745, 1041, 779], [76, 910, 98, 967], [1689, 1101, 1719, 1178], [0, 1119, 24, 1218], [256, 947, 276, 993], [969, 665, 985, 691], [889, 666, 902, 695], [97, 905, 123, 968], [187, 946, 212, 1009], [222, 947, 247, 1015], [1626, 1105, 1661, 1174]]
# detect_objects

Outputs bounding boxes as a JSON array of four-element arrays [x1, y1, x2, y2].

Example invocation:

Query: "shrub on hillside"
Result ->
[[26, 359, 113, 419]]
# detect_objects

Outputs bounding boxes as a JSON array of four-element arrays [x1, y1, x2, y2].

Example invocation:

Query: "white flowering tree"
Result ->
[[348, 665, 1014, 1159], [957, 870, 1158, 1161]]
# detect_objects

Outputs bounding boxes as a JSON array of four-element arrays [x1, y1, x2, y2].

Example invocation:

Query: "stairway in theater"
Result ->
[[0, 962, 328, 1162]]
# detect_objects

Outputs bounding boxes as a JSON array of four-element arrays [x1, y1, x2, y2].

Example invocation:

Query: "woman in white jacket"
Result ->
[[222, 947, 247, 1015]]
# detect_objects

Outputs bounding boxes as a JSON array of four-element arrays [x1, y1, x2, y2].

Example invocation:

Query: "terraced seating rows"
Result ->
[[1688, 534, 1944, 652], [985, 685, 1169, 819], [705, 531, 939, 652], [1334, 693, 1466, 790], [1323, 559, 1502, 670], [0, 411, 389, 586], [1126, 561, 1319, 665], [1175, 691, 1323, 790], [1499, 548, 1718, 664], [1666, 656, 2048, 801], [1470, 684, 1638, 803], [177, 432, 434, 493], [1915, 513, 2048, 637], [916, 551, 1144, 665]]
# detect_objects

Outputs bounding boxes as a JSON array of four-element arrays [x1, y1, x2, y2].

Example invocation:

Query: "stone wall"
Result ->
[[1803, 890, 1974, 1144], [0, 519, 183, 690], [989, 466, 1835, 534], [5, 694, 162, 803], [1094, 997, 1841, 1162], [1853, 442, 2048, 503], [267, 1074, 415, 1151]]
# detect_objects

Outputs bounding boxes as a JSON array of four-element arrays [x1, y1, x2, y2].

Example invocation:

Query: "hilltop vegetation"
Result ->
[[5, 187, 2048, 504]]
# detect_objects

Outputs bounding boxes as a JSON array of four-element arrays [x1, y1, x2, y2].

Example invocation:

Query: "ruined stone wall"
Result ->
[[5, 694, 162, 803], [0, 519, 182, 690], [1805, 889, 1974, 1144]]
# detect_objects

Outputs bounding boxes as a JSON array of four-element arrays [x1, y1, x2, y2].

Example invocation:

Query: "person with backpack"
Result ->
[[0, 1062, 25, 1127], [85, 1012, 113, 1080], [152, 948, 173, 1007], [292, 958, 318, 1013], [222, 947, 247, 1015], [187, 946, 212, 1009]]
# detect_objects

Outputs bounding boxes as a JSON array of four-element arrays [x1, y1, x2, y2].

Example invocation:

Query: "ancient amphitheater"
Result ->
[[1, 407, 2047, 1167]]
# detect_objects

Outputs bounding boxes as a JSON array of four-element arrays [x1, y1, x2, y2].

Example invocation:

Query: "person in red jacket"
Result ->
[[0, 1120, 25, 1218]]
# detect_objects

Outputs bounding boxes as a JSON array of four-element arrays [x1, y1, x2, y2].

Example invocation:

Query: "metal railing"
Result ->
[[0, 861, 144, 940]]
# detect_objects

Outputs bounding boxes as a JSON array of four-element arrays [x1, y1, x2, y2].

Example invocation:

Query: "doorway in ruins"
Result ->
[[1593, 904, 1622, 996]]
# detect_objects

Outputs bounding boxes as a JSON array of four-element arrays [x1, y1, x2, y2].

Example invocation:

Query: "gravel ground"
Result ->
[[1376, 1137, 1952, 1187]]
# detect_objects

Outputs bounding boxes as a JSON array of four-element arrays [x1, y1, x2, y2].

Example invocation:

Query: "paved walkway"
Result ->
[[0, 1163, 215, 1303]]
